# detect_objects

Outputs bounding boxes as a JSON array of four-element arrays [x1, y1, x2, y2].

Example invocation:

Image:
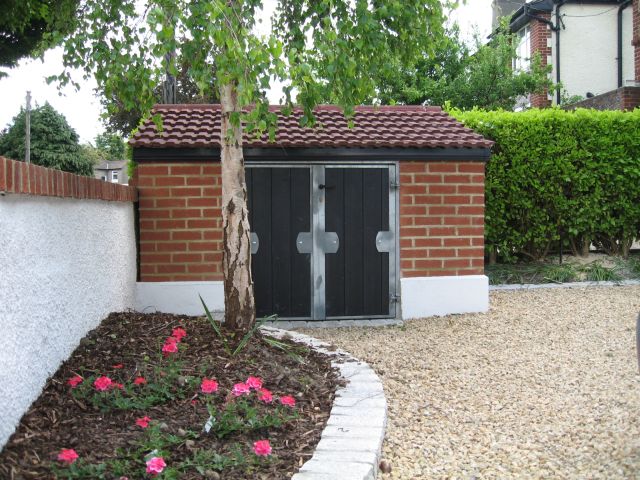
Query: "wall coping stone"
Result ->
[[0, 156, 137, 202]]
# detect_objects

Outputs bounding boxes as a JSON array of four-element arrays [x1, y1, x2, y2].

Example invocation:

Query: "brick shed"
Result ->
[[131, 104, 492, 321]]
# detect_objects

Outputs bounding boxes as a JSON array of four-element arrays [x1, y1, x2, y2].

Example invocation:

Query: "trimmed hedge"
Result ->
[[452, 108, 640, 261]]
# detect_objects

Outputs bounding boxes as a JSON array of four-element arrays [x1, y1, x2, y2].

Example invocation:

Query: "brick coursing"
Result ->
[[530, 14, 552, 108], [137, 160, 486, 282], [564, 86, 640, 111], [0, 156, 136, 202], [399, 161, 485, 278], [135, 162, 223, 282]]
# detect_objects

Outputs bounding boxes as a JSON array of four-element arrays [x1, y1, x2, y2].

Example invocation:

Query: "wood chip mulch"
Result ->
[[0, 312, 341, 479]]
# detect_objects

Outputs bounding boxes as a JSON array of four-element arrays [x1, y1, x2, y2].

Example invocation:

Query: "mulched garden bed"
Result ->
[[0, 312, 341, 479]]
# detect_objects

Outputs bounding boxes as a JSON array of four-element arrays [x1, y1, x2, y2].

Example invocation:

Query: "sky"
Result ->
[[0, 0, 493, 143]]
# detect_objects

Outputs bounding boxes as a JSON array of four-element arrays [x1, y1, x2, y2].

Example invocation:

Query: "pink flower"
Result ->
[[201, 378, 219, 394], [145, 456, 166, 475], [190, 399, 198, 405], [257, 388, 273, 403], [94, 376, 113, 392], [232, 382, 250, 396], [112, 382, 124, 390], [134, 376, 147, 385], [136, 416, 151, 428], [112, 363, 124, 369], [171, 327, 187, 342], [253, 439, 272, 456], [67, 375, 83, 388], [57, 448, 79, 464], [162, 339, 179, 357], [279, 395, 296, 407], [246, 376, 263, 390]]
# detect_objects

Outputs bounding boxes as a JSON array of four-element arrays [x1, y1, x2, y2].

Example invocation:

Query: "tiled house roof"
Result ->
[[130, 104, 493, 150]]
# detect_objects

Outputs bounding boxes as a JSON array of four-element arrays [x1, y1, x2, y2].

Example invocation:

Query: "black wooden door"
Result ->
[[324, 167, 390, 317], [247, 167, 311, 318]]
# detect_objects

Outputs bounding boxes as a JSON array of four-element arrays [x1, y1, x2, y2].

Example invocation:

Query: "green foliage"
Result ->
[[0, 0, 78, 76], [51, 0, 448, 137], [581, 263, 622, 282], [205, 397, 297, 439], [0, 103, 94, 175], [95, 132, 126, 160], [374, 21, 552, 110], [543, 265, 577, 284], [453, 108, 640, 261]]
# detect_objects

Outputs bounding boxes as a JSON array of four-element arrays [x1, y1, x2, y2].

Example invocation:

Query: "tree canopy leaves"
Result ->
[[374, 24, 552, 110], [0, 0, 78, 76], [0, 103, 94, 175]]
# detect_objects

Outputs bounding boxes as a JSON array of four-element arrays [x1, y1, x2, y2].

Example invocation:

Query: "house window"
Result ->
[[100, 175, 107, 181], [111, 171, 119, 183], [514, 25, 531, 72]]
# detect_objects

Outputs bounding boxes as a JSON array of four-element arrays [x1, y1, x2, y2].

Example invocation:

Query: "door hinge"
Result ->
[[390, 180, 400, 189], [390, 293, 401, 303]]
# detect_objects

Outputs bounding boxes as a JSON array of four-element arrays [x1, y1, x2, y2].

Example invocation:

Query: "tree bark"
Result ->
[[219, 83, 256, 333]]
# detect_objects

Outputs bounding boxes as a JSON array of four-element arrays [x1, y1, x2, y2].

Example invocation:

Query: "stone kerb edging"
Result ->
[[261, 326, 387, 480]]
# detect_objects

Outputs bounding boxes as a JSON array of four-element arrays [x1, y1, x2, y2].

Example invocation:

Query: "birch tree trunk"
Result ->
[[219, 83, 256, 333]]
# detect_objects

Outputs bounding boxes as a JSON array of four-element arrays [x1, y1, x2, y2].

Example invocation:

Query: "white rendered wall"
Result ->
[[400, 275, 489, 320], [558, 4, 627, 99], [621, 8, 634, 86], [136, 281, 225, 317], [0, 195, 137, 448]]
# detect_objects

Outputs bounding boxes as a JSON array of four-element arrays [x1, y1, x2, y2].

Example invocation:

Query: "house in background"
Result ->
[[94, 160, 129, 185], [496, 0, 640, 110]]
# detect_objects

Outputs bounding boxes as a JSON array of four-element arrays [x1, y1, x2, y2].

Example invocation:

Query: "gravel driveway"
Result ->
[[301, 285, 640, 479]]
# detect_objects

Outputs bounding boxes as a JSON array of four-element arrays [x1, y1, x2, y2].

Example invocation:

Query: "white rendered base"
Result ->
[[400, 275, 489, 320], [136, 281, 224, 316]]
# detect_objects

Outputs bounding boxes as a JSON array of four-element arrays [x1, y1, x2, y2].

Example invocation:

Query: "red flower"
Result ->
[[201, 378, 219, 394], [253, 439, 272, 456], [57, 448, 79, 464], [112, 363, 124, 369], [171, 327, 187, 342], [134, 376, 147, 385], [190, 399, 198, 405], [94, 376, 113, 392], [135, 416, 151, 428], [279, 395, 296, 407], [257, 388, 273, 403], [112, 382, 124, 390], [162, 339, 178, 357], [246, 376, 263, 390], [232, 382, 250, 396], [146, 456, 166, 475], [67, 375, 83, 388]]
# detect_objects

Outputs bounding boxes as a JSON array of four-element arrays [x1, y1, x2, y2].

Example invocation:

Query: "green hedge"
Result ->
[[452, 108, 640, 261]]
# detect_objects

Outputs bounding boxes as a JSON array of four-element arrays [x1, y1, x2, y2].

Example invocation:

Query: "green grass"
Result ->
[[581, 262, 622, 282]]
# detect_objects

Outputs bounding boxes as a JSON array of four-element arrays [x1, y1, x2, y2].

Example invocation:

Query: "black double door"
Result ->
[[246, 165, 395, 320]]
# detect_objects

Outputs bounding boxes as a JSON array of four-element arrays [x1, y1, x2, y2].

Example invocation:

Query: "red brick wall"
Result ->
[[634, 0, 640, 82], [399, 161, 485, 278], [137, 160, 486, 282], [530, 15, 552, 107], [135, 162, 223, 281], [0, 156, 136, 201]]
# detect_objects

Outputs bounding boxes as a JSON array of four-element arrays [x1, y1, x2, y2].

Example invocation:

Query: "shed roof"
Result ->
[[130, 104, 492, 150]]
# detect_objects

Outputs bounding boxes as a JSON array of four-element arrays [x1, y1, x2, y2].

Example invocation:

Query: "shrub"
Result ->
[[452, 108, 640, 261]]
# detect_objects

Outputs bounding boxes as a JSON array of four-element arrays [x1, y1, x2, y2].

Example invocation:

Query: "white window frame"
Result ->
[[111, 171, 119, 183], [514, 25, 531, 73]]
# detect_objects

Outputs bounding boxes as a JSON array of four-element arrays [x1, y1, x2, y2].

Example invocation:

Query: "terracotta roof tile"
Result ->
[[130, 104, 492, 150]]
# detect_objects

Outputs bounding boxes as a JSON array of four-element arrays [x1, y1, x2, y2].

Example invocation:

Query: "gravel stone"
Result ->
[[300, 286, 640, 479]]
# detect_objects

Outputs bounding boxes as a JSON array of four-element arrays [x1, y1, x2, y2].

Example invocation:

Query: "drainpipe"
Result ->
[[619, 0, 633, 88], [555, 1, 568, 105]]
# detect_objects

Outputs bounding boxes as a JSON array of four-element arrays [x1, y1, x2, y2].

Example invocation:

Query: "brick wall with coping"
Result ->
[[399, 161, 484, 278], [135, 162, 223, 282], [530, 14, 553, 108], [136, 160, 485, 282], [0, 156, 136, 202]]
